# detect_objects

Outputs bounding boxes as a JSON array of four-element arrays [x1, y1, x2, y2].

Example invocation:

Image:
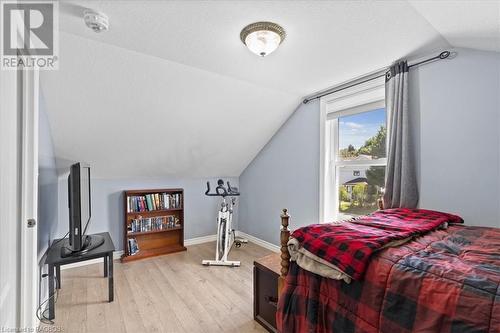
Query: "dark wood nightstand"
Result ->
[[254, 253, 281, 333]]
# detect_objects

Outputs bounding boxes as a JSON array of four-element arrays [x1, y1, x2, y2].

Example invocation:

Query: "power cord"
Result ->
[[36, 274, 59, 325], [51, 232, 70, 247], [36, 232, 69, 325]]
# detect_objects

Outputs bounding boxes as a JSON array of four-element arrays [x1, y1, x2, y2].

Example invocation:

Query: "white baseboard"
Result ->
[[59, 232, 279, 270], [184, 234, 217, 246], [236, 231, 280, 253], [60, 234, 217, 270]]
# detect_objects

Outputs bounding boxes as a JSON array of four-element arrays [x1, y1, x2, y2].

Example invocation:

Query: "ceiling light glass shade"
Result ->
[[240, 22, 286, 57]]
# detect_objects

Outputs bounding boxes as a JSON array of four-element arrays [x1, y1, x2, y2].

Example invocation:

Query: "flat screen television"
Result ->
[[61, 162, 104, 257]]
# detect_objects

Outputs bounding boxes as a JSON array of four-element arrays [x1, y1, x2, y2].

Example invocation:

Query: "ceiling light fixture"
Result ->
[[240, 22, 286, 57], [84, 10, 109, 33]]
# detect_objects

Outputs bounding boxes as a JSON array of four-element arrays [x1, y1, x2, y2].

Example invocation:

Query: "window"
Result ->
[[320, 79, 386, 221]]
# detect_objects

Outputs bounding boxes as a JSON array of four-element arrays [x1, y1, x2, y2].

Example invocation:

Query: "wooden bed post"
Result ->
[[378, 194, 385, 210], [377, 198, 384, 210], [278, 208, 291, 298]]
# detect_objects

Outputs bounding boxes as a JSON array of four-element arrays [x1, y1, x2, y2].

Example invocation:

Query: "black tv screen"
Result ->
[[68, 163, 91, 251]]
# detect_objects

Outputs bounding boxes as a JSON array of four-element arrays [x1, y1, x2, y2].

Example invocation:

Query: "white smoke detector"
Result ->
[[84, 10, 109, 33]]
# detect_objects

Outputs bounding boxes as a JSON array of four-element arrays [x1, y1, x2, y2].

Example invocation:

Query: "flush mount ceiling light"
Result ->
[[240, 22, 286, 57], [84, 10, 109, 33]]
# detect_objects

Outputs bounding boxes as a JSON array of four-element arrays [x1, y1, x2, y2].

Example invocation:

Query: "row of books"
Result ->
[[127, 238, 140, 255], [127, 215, 180, 234], [127, 193, 182, 213]]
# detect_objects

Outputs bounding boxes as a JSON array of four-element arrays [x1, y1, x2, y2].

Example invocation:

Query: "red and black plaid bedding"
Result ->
[[277, 225, 500, 333], [291, 208, 463, 280]]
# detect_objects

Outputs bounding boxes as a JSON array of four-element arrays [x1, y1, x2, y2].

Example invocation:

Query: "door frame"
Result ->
[[19, 67, 40, 329], [0, 58, 22, 331]]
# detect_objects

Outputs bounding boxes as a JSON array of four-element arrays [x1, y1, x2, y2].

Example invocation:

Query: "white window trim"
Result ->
[[319, 77, 385, 222]]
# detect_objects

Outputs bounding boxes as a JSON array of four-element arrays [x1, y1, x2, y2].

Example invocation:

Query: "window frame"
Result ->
[[319, 78, 386, 222]]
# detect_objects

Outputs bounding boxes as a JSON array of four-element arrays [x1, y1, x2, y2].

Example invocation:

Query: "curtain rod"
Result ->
[[302, 50, 452, 104]]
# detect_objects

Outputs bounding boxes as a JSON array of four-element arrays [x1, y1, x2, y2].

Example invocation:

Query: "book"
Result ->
[[155, 193, 160, 210], [128, 237, 139, 255]]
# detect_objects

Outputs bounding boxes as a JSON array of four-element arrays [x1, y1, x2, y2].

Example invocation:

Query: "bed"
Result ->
[[275, 209, 500, 333]]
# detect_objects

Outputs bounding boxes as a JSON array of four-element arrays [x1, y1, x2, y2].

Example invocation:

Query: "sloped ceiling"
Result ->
[[41, 0, 463, 178], [409, 0, 500, 52]]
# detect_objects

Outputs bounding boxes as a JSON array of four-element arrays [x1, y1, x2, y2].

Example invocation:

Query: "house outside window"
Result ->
[[320, 78, 387, 222]]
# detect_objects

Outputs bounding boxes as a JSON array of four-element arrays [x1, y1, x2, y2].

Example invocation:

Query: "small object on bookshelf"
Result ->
[[121, 188, 186, 262], [127, 237, 139, 255]]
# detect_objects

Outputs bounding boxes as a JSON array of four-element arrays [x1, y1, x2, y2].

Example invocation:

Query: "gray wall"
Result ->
[[239, 48, 500, 245], [38, 94, 59, 257], [239, 100, 320, 245], [45, 48, 500, 253], [37, 92, 59, 316], [56, 177, 239, 250], [411, 48, 500, 228]]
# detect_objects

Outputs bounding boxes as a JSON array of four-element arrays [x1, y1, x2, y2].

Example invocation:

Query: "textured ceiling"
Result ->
[[40, 0, 494, 178], [55, 0, 449, 95]]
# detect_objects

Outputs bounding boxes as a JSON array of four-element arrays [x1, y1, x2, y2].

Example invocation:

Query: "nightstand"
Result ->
[[254, 253, 281, 333]]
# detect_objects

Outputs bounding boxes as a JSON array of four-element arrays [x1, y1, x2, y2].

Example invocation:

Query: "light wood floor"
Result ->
[[41, 241, 272, 333]]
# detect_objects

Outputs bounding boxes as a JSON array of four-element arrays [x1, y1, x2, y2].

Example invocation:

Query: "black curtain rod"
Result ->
[[303, 50, 451, 104]]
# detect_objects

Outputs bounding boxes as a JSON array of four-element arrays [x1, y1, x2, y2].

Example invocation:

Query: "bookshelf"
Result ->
[[121, 188, 186, 262]]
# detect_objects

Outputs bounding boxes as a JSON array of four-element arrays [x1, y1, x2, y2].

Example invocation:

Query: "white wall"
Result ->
[[56, 176, 239, 250], [410, 48, 500, 228]]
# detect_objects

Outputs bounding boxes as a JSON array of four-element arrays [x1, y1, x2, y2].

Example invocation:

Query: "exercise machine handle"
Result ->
[[227, 182, 240, 196], [205, 179, 239, 197]]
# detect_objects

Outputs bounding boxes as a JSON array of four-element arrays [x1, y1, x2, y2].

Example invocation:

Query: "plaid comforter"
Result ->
[[291, 209, 463, 280], [277, 225, 500, 333]]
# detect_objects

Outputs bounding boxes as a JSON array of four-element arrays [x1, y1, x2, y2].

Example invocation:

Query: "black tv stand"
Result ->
[[60, 234, 105, 258], [46, 232, 115, 320]]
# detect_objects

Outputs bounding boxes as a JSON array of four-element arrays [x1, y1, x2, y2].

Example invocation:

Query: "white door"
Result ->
[[19, 68, 40, 329], [0, 64, 22, 331], [0, 67, 39, 330]]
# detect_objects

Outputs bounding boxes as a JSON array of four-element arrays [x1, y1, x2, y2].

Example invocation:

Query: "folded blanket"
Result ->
[[288, 236, 412, 282], [290, 208, 463, 280]]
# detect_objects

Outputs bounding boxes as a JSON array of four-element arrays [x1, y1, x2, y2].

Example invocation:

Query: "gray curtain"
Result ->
[[383, 61, 418, 209]]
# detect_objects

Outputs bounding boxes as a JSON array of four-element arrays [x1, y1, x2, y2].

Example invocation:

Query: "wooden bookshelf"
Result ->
[[121, 188, 186, 262]]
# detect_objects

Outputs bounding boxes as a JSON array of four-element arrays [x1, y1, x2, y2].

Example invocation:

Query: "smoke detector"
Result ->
[[84, 10, 109, 33]]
